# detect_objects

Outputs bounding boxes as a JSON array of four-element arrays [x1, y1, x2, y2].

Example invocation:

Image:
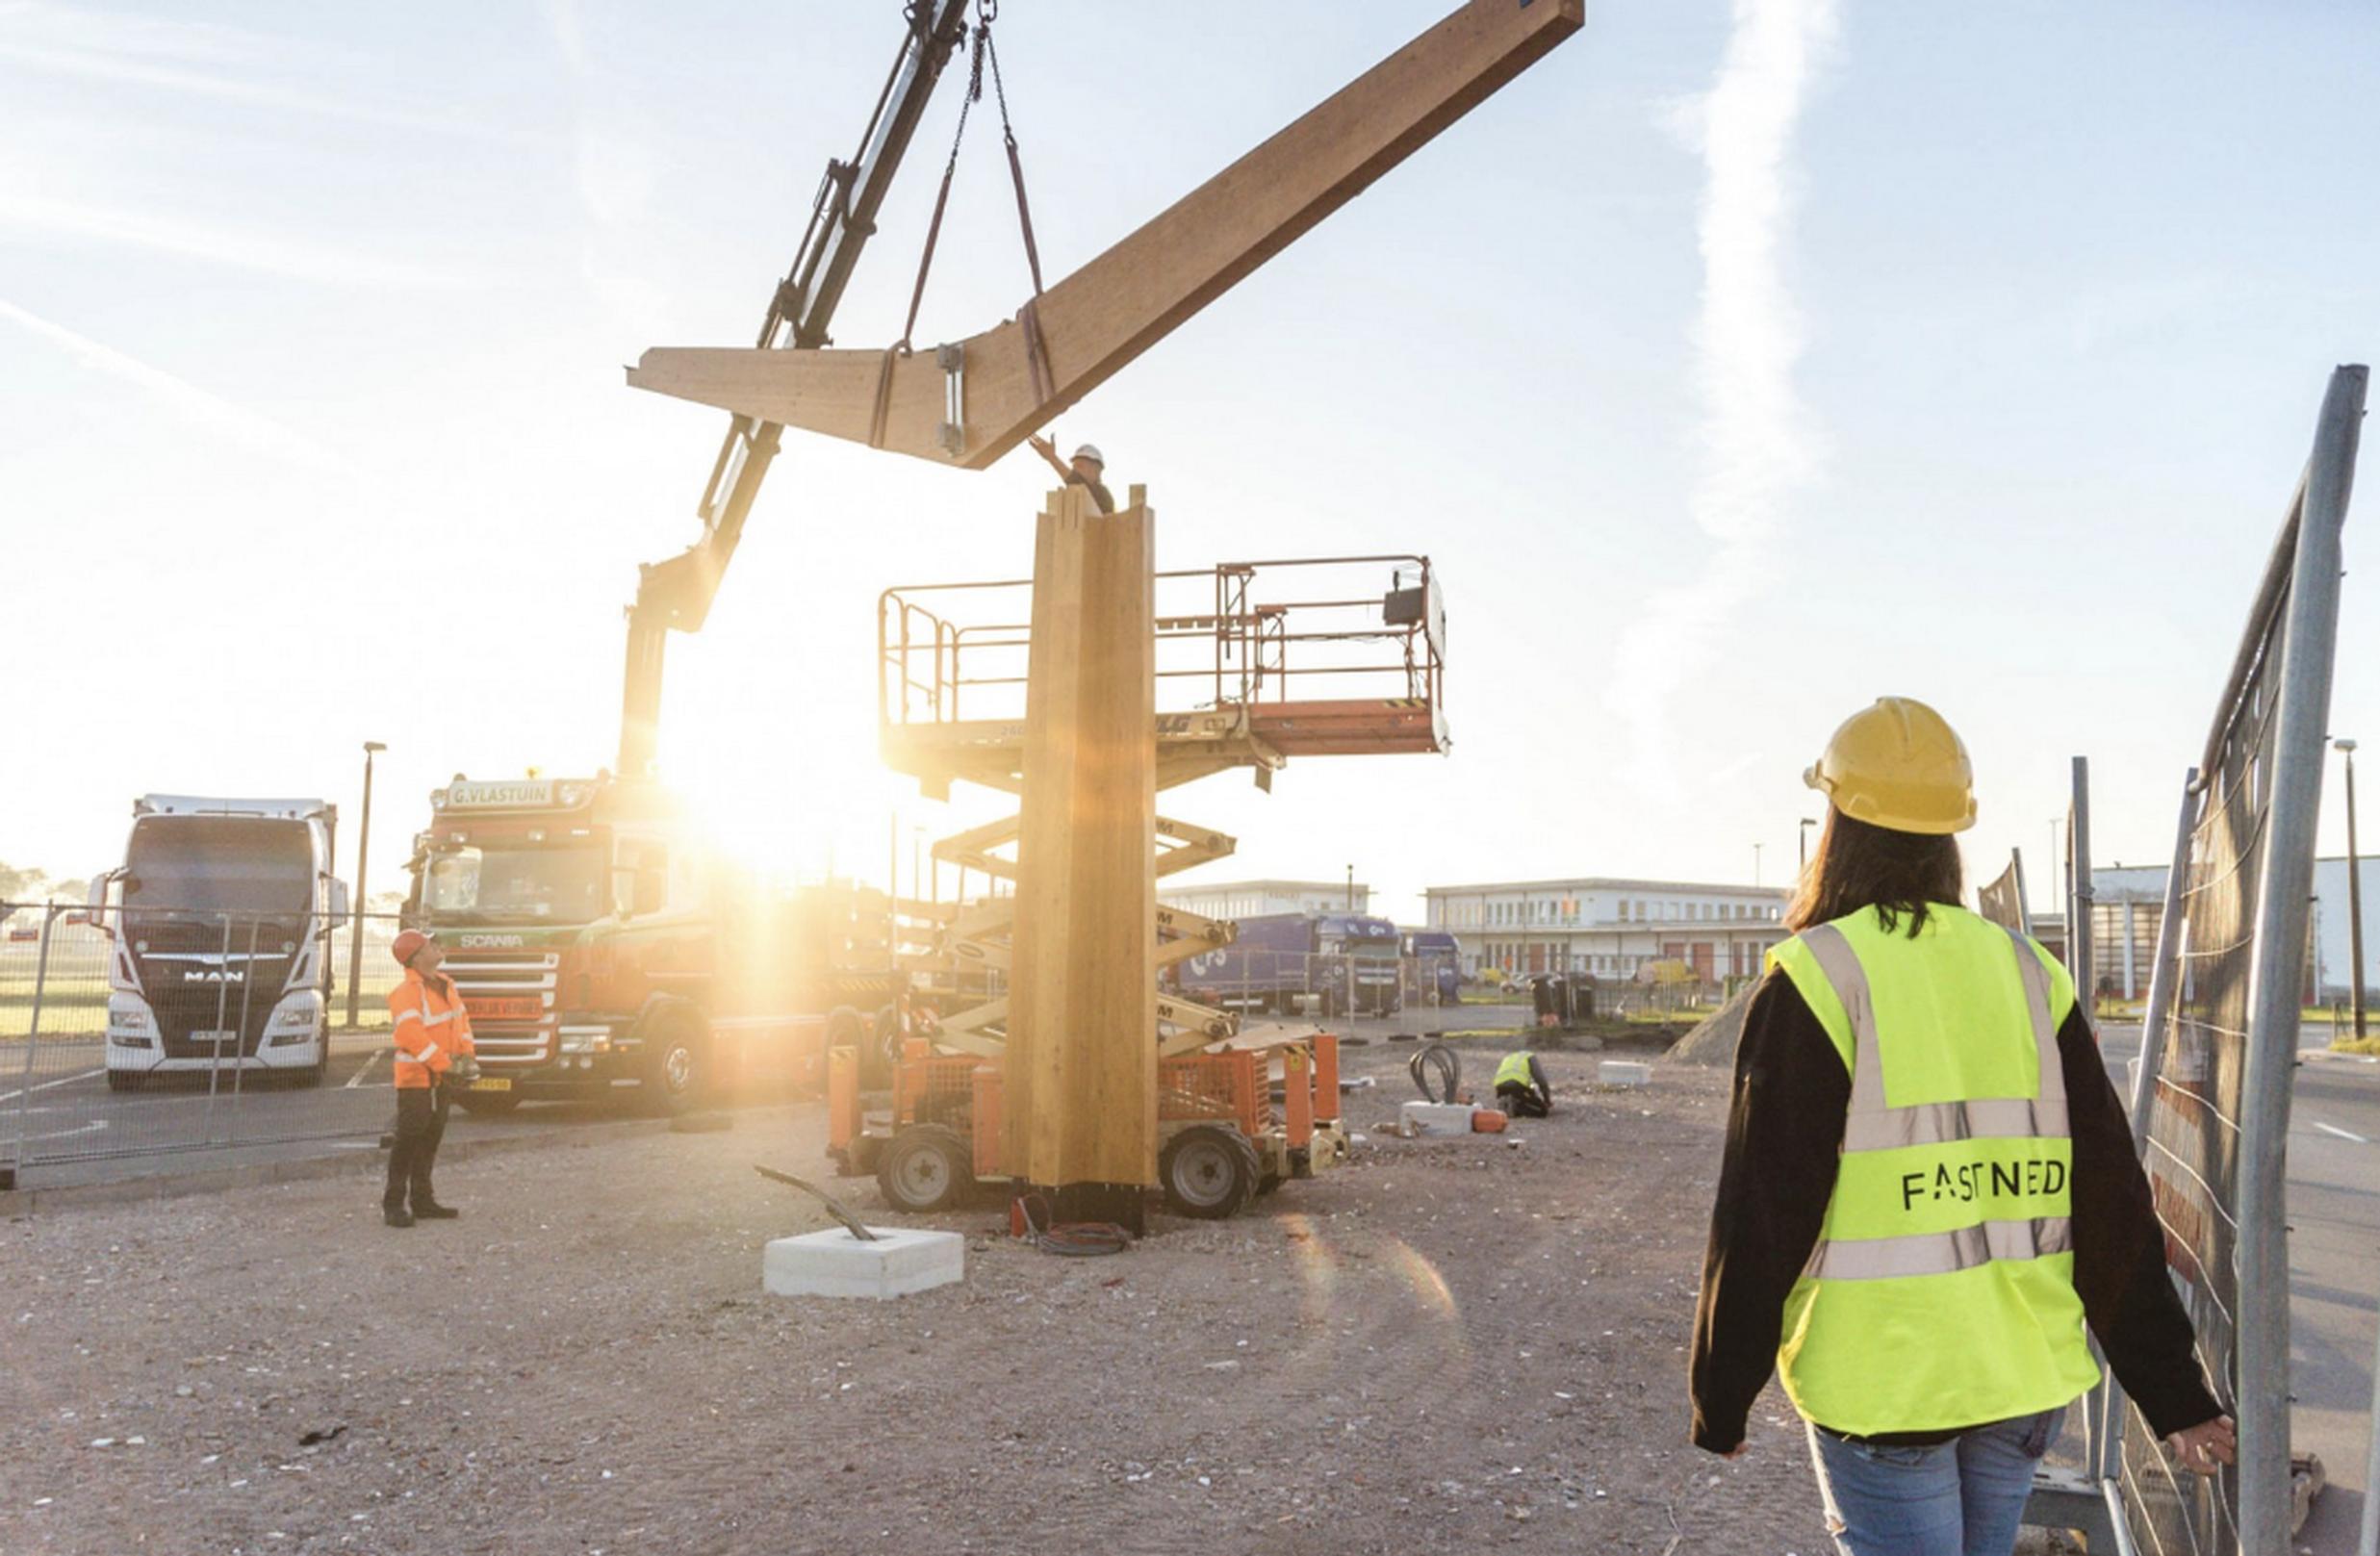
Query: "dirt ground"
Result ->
[[0, 1044, 1897, 1554]]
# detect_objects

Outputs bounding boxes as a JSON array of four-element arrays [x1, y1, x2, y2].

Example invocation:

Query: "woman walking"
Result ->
[[1690, 697, 2233, 1556]]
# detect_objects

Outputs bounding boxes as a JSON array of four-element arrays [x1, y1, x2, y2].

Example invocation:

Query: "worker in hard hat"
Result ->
[[383, 930, 478, 1228], [1689, 698, 2232, 1555], [1491, 1049, 1551, 1117], [1026, 432, 1115, 514]]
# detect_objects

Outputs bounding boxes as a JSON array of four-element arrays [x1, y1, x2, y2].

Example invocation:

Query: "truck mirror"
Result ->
[[326, 877, 350, 930], [612, 867, 638, 918]]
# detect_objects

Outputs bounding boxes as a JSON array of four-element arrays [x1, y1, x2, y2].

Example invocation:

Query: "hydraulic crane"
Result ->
[[617, 0, 971, 778]]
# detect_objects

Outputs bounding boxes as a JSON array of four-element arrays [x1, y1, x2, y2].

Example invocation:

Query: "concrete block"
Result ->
[[1400, 1100, 1478, 1137], [1598, 1060, 1651, 1088], [762, 1226, 964, 1300]]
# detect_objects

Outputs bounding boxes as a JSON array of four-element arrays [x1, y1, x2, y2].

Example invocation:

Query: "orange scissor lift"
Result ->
[[827, 553, 1447, 1219]]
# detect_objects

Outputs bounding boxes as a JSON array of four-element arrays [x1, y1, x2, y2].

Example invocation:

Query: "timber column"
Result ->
[[1004, 481, 1159, 1233]]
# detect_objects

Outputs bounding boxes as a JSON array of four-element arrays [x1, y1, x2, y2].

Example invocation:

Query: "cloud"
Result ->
[[0, 296, 345, 472], [1608, 0, 1839, 788], [0, 192, 467, 288]]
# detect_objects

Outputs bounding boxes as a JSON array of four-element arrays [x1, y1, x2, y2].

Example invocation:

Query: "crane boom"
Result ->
[[620, 0, 970, 778]]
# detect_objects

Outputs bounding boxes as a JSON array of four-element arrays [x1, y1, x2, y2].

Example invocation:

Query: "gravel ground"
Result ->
[[0, 1045, 1891, 1554]]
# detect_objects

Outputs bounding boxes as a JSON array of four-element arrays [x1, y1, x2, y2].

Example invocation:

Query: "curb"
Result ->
[[0, 1113, 687, 1218]]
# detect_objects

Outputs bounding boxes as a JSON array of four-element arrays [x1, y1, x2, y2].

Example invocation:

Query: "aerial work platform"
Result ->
[[879, 552, 1448, 799]]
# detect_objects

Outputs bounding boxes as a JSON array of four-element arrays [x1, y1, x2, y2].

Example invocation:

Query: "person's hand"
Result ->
[[2165, 1414, 2236, 1476], [1027, 433, 1055, 456]]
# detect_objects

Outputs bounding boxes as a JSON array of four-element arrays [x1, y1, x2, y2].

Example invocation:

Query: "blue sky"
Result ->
[[3, 1, 2376, 923]]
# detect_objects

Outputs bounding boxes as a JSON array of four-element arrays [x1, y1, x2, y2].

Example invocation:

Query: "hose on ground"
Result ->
[[1015, 1191, 1132, 1257], [1409, 1041, 1460, 1104]]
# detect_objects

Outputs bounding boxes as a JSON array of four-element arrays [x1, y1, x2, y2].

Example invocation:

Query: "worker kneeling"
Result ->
[[1493, 1050, 1552, 1118], [384, 930, 477, 1228]]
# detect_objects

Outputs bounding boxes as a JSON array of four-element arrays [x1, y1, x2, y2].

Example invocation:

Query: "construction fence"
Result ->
[[0, 902, 413, 1179], [2044, 363, 2364, 1556]]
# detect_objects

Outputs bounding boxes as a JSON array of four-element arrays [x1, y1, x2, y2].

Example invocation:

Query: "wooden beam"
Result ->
[[1003, 485, 1160, 1193], [627, 0, 1582, 468]]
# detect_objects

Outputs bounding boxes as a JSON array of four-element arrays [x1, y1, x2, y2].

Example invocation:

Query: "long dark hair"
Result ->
[[1786, 809, 1964, 938]]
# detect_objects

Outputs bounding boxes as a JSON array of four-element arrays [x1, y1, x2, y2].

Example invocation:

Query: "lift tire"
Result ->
[[876, 1123, 973, 1213], [1160, 1125, 1262, 1220], [1255, 1172, 1285, 1198], [826, 1005, 877, 1086]]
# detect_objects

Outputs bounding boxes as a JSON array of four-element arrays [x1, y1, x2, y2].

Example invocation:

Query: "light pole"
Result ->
[[345, 741, 386, 1029], [1753, 842, 1763, 887], [2340, 739, 2367, 1042], [1799, 817, 1817, 872], [1345, 864, 1355, 911]]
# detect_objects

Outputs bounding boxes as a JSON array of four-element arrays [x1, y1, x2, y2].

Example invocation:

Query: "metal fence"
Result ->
[[1977, 848, 2033, 933], [1, 902, 412, 1181], [2113, 364, 2366, 1555]]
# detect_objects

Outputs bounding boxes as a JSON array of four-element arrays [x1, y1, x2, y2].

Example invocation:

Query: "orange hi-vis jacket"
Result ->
[[388, 968, 475, 1089]]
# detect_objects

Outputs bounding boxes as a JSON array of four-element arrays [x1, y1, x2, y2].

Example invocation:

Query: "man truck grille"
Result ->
[[443, 952, 559, 1067], [129, 918, 300, 1058]]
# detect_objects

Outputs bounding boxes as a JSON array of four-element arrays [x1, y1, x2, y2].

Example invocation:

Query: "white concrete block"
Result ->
[[1401, 1100, 1478, 1137], [1599, 1060, 1651, 1088], [762, 1226, 964, 1300]]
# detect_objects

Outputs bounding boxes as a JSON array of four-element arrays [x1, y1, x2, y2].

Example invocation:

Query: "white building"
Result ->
[[1157, 878, 1371, 921], [1423, 877, 1790, 983], [2088, 856, 2376, 1002]]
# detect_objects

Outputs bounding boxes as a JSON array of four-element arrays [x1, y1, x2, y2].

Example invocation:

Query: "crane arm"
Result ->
[[625, 0, 1582, 471], [621, 0, 971, 777]]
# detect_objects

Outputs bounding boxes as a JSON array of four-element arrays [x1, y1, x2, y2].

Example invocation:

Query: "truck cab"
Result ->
[[404, 774, 897, 1112], [91, 795, 345, 1090]]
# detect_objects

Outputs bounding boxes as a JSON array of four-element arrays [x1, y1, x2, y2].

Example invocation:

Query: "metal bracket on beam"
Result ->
[[936, 342, 965, 458]]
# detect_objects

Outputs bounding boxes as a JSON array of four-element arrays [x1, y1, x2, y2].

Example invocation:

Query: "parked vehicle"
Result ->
[[89, 796, 345, 1091], [1400, 928, 1464, 1005], [1171, 910, 1402, 1017], [403, 773, 902, 1113]]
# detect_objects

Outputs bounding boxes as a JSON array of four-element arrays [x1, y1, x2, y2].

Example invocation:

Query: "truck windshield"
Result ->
[[424, 845, 605, 923], [125, 817, 311, 915]]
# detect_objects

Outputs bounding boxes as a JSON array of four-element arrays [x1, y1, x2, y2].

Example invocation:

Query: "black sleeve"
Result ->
[[2060, 1008, 2225, 1437], [1689, 968, 1848, 1453]]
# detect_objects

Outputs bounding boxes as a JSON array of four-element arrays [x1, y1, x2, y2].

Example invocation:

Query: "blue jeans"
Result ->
[[1805, 1407, 2065, 1556]]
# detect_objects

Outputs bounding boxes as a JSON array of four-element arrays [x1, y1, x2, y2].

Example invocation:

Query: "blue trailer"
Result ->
[[1173, 911, 1402, 1017], [1400, 928, 1464, 1006]]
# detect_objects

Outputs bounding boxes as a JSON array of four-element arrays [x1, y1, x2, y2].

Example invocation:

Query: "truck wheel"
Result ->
[[643, 1012, 709, 1115], [454, 1090, 521, 1115], [302, 1041, 329, 1089], [1160, 1125, 1261, 1220], [876, 1123, 972, 1213], [105, 1069, 144, 1093]]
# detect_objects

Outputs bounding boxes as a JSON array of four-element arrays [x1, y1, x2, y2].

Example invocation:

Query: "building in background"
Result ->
[[1158, 878, 1371, 921], [2077, 857, 2373, 1001], [1423, 877, 1789, 982]]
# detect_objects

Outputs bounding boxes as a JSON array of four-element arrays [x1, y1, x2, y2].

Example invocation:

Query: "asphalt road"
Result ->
[[2096, 1023, 2380, 1553]]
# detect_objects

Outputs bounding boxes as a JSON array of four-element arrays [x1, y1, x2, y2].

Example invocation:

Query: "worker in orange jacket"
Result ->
[[384, 930, 477, 1227]]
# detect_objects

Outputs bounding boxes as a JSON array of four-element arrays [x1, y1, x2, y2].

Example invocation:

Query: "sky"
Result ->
[[3, 0, 2377, 925]]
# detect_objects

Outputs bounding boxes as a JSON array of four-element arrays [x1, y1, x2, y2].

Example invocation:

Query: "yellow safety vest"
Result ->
[[1765, 903, 2100, 1436], [1494, 1051, 1539, 1090]]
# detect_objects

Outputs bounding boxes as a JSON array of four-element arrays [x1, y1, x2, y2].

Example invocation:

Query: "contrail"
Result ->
[[0, 296, 345, 472], [1608, 0, 1838, 789]]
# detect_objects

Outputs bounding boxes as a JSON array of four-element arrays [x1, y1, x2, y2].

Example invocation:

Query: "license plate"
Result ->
[[469, 1077, 513, 1093], [467, 997, 545, 1022], [193, 1030, 236, 1044]]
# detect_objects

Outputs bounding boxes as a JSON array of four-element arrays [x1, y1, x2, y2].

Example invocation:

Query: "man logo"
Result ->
[[182, 969, 245, 984]]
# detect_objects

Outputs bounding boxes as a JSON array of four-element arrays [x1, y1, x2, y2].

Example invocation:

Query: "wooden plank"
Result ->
[[1003, 485, 1160, 1190], [627, 0, 1582, 469]]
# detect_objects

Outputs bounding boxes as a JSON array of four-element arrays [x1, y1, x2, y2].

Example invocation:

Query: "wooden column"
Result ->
[[1003, 482, 1158, 1229]]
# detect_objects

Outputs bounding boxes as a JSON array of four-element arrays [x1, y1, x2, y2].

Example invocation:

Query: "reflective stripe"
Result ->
[[1800, 924, 1883, 1115], [1997, 923, 2064, 1107], [394, 1008, 422, 1028], [421, 1007, 460, 1027], [1813, 1216, 2073, 1281], [1843, 1095, 2070, 1152], [397, 1043, 442, 1067]]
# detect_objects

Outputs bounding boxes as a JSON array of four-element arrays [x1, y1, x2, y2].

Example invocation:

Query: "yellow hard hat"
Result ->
[[1804, 697, 1977, 835]]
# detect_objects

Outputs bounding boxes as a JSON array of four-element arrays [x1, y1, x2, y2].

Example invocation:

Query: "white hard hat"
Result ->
[[1071, 443, 1105, 468]]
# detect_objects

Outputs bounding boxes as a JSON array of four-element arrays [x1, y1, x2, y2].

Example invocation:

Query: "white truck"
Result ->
[[89, 796, 346, 1091]]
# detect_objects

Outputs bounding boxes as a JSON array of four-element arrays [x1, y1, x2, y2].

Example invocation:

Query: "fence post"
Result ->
[[2237, 365, 2364, 1556], [10, 903, 61, 1174], [2128, 770, 2202, 1137]]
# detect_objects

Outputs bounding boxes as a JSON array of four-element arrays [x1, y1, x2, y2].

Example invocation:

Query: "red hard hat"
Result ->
[[391, 930, 435, 967]]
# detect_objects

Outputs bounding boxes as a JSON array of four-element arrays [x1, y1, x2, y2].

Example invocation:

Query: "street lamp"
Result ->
[[345, 741, 386, 1029], [1799, 817, 1817, 872], [1346, 864, 1356, 912], [2339, 738, 2366, 1042], [1753, 842, 1763, 886]]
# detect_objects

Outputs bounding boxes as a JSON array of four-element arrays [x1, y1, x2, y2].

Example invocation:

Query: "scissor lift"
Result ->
[[841, 553, 1446, 1217]]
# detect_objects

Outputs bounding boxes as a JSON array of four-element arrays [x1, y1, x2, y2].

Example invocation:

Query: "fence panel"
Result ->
[[1, 903, 411, 1181], [2114, 364, 2366, 1555]]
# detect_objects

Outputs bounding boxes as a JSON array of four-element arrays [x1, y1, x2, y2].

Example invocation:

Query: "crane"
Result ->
[[618, 0, 972, 778]]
